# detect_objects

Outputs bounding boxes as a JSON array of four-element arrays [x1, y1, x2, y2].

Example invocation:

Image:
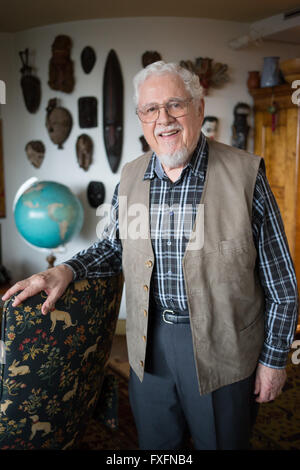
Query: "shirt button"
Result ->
[[170, 211, 174, 216], [167, 241, 171, 246], [142, 335, 146, 342], [143, 309, 148, 317], [145, 260, 153, 268], [168, 270, 172, 276], [143, 285, 149, 292], [140, 360, 144, 367]]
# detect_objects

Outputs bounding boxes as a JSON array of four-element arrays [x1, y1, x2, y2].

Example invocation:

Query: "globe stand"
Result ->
[[46, 254, 56, 269]]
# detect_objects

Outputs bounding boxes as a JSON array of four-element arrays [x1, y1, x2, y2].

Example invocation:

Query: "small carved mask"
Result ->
[[202, 117, 219, 140], [25, 141, 45, 168], [81, 46, 96, 74], [87, 181, 105, 208], [142, 51, 162, 68], [76, 134, 93, 171], [46, 99, 73, 149]]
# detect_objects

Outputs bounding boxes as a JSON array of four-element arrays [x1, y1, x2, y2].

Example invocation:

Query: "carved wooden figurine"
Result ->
[[48, 35, 75, 93]]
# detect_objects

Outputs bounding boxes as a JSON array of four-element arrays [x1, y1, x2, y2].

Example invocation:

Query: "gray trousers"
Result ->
[[129, 310, 259, 450]]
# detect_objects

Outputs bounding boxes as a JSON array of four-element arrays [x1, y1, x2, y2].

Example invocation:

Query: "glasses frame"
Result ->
[[136, 97, 194, 123]]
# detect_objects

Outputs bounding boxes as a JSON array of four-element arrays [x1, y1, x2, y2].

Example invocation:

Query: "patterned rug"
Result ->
[[80, 358, 300, 451]]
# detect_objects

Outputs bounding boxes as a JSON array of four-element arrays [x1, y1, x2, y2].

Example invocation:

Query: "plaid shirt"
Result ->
[[64, 133, 298, 369]]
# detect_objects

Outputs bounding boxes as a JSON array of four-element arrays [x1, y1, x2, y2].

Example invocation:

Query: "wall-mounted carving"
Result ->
[[76, 134, 93, 171], [19, 49, 41, 113], [46, 98, 73, 149], [142, 51, 162, 68], [81, 46, 96, 74], [48, 35, 75, 93], [78, 97, 98, 128], [202, 116, 219, 140], [25, 141, 45, 168], [180, 57, 229, 95], [103, 49, 123, 173], [87, 181, 105, 208], [231, 102, 251, 150]]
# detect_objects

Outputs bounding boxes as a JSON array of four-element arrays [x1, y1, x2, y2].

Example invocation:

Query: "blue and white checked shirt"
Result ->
[[64, 133, 298, 369]]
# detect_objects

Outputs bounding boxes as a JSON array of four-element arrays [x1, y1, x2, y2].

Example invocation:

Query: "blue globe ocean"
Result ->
[[14, 181, 84, 249]]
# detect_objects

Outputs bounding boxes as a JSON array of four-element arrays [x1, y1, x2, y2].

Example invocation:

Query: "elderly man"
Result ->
[[3, 61, 298, 450]]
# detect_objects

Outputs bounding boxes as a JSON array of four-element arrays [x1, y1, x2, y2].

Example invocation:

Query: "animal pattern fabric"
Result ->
[[0, 275, 123, 449]]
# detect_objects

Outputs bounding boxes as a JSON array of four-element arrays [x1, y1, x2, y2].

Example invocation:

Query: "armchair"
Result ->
[[0, 273, 123, 450]]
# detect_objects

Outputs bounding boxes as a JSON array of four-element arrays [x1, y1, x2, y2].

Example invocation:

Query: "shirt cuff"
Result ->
[[258, 341, 290, 369], [60, 261, 83, 282]]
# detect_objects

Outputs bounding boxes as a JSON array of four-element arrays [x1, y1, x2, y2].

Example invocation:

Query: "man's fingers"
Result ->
[[41, 290, 60, 315], [2, 282, 27, 302], [254, 377, 260, 396], [11, 286, 41, 307]]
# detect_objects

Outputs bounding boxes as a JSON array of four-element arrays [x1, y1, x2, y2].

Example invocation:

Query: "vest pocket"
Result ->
[[239, 310, 264, 334]]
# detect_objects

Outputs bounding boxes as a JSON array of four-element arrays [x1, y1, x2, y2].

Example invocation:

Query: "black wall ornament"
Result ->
[[78, 97, 98, 128], [231, 102, 251, 150], [25, 140, 45, 168], [103, 49, 123, 173], [142, 51, 162, 68], [19, 49, 41, 113], [48, 35, 75, 93], [46, 98, 73, 149], [76, 134, 93, 171], [81, 46, 96, 74], [87, 181, 105, 208]]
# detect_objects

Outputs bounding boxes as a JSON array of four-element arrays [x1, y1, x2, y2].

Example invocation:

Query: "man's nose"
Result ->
[[157, 106, 175, 125]]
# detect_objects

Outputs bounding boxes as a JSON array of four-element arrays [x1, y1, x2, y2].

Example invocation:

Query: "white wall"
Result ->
[[1, 17, 299, 318]]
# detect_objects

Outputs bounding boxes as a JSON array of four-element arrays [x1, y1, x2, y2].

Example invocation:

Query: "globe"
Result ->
[[14, 180, 84, 249]]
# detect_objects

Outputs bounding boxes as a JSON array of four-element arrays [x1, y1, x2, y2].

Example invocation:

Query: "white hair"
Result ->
[[133, 61, 204, 106]]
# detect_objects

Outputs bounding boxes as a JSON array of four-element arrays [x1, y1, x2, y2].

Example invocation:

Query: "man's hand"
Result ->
[[1, 264, 74, 316], [254, 363, 287, 403]]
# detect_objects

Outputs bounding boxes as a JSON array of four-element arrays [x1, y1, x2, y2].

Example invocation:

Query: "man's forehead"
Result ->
[[138, 73, 188, 104]]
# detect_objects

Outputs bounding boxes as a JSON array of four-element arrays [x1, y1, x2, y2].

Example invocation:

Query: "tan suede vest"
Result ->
[[119, 139, 265, 395]]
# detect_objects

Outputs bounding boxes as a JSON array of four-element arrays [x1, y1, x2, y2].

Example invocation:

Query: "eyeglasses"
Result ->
[[136, 98, 193, 123]]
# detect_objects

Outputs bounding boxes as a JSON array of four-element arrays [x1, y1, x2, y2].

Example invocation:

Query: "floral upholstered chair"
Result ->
[[0, 274, 123, 450]]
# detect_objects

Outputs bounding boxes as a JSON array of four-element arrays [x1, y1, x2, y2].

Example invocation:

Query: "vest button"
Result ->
[[143, 285, 149, 292], [145, 260, 153, 268], [143, 309, 147, 317], [140, 360, 144, 367], [142, 335, 146, 342]]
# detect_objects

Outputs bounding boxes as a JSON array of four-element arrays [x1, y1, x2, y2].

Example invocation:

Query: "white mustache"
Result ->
[[154, 125, 183, 137]]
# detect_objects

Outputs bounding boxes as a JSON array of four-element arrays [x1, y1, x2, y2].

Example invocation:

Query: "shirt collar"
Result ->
[[143, 132, 208, 181]]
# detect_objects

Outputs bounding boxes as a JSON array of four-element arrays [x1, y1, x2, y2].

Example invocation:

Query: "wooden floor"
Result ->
[[109, 334, 130, 379]]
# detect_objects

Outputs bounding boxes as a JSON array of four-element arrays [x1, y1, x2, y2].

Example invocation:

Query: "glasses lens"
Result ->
[[137, 99, 191, 123], [138, 105, 158, 123], [167, 100, 189, 118]]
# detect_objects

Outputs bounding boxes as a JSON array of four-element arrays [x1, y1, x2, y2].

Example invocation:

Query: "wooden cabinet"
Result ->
[[250, 84, 300, 332]]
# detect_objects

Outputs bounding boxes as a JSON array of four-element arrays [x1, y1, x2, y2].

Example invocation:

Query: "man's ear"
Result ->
[[198, 98, 205, 118]]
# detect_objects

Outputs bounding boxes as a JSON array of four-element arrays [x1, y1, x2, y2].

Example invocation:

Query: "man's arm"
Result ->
[[2, 183, 122, 315], [252, 161, 298, 401], [62, 183, 122, 281]]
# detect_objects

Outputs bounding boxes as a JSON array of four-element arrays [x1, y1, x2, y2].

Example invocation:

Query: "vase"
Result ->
[[247, 71, 260, 90], [260, 57, 281, 88]]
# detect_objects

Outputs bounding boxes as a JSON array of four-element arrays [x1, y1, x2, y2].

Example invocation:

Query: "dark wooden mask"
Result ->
[[87, 181, 105, 208], [48, 35, 75, 93], [19, 49, 41, 113]]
